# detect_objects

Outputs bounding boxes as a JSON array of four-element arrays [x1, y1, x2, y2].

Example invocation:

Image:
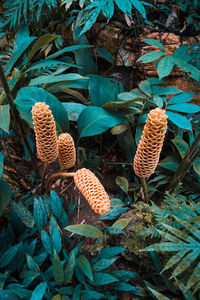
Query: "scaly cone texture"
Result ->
[[58, 133, 76, 169], [133, 108, 168, 178], [73, 168, 110, 215], [32, 102, 58, 163]]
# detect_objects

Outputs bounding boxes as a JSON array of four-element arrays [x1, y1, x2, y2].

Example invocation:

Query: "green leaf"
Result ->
[[93, 257, 118, 272], [147, 286, 170, 300], [110, 198, 126, 208], [78, 255, 93, 281], [137, 51, 165, 63], [12, 202, 34, 228], [64, 224, 103, 238], [0, 105, 10, 133], [144, 38, 165, 51], [193, 157, 200, 175], [158, 154, 180, 172], [92, 272, 118, 285], [139, 80, 151, 96], [96, 48, 113, 63], [62, 103, 86, 121], [81, 290, 104, 300], [29, 73, 85, 86], [167, 91, 194, 105], [172, 136, 189, 159], [41, 230, 53, 255], [130, 0, 146, 19], [53, 251, 64, 286], [30, 282, 47, 300], [28, 34, 58, 62], [166, 111, 192, 130], [0, 179, 11, 217], [64, 250, 75, 283], [168, 103, 200, 114], [108, 218, 132, 234], [50, 190, 62, 218], [89, 75, 118, 106], [100, 247, 126, 258], [99, 207, 128, 220], [153, 95, 164, 108], [174, 58, 200, 81], [157, 56, 174, 79], [0, 243, 21, 267], [78, 106, 125, 138], [15, 87, 69, 132], [113, 282, 142, 295], [0, 152, 4, 178], [52, 227, 62, 255], [116, 176, 129, 194], [33, 198, 47, 231], [152, 86, 180, 95]]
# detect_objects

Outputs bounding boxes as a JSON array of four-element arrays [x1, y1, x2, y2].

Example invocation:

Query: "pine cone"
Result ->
[[32, 102, 58, 163], [74, 168, 110, 215], [58, 133, 76, 169], [133, 108, 168, 178]]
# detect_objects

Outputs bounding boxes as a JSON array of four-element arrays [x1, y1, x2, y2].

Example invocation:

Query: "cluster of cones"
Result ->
[[32, 102, 168, 215]]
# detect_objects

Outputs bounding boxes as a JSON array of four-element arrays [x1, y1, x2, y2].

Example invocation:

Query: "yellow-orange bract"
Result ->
[[133, 107, 168, 178], [73, 168, 110, 215], [58, 133, 76, 169], [32, 102, 58, 163]]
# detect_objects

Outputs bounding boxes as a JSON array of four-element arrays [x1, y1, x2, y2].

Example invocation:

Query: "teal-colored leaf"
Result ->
[[29, 73, 85, 86], [30, 282, 47, 300], [0, 179, 11, 217], [62, 103, 86, 121], [147, 285, 170, 300], [64, 250, 75, 283], [99, 207, 128, 220], [50, 190, 62, 218], [139, 80, 151, 96], [12, 202, 34, 228], [144, 38, 165, 51], [130, 0, 146, 19], [46, 44, 93, 60], [166, 111, 192, 130], [173, 45, 189, 59], [153, 95, 164, 108], [0, 243, 21, 267], [152, 86, 180, 96], [108, 218, 132, 234], [53, 251, 64, 286], [167, 91, 194, 105], [172, 136, 189, 159], [158, 154, 180, 172], [174, 58, 200, 81], [168, 103, 200, 114], [41, 230, 53, 255], [7, 284, 32, 299], [78, 255, 93, 281], [26, 254, 39, 273], [110, 198, 126, 208], [0, 105, 10, 133], [0, 152, 4, 178], [15, 87, 69, 132], [113, 282, 142, 295], [81, 290, 104, 300], [89, 75, 118, 106], [64, 224, 103, 238], [77, 106, 125, 138], [96, 48, 113, 63], [110, 270, 136, 281], [72, 284, 81, 300], [28, 34, 58, 62], [157, 55, 174, 79], [193, 157, 200, 175], [100, 247, 126, 258], [93, 257, 118, 272], [116, 176, 129, 193], [33, 197, 47, 231], [137, 51, 165, 63], [92, 272, 118, 285], [52, 227, 62, 254], [0, 290, 18, 299]]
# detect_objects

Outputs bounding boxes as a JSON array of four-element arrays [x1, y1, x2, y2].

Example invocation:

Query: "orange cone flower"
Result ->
[[134, 108, 168, 178], [73, 168, 110, 214], [32, 102, 58, 163], [58, 133, 76, 169]]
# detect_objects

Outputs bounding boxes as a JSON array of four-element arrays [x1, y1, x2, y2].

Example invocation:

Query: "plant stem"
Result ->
[[47, 172, 75, 192], [140, 177, 149, 203], [40, 163, 49, 194], [168, 132, 200, 192], [0, 65, 39, 176]]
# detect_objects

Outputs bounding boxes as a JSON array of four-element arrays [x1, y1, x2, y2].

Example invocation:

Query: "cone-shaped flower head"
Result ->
[[32, 102, 58, 163], [58, 133, 76, 169], [134, 108, 168, 178], [73, 168, 110, 215]]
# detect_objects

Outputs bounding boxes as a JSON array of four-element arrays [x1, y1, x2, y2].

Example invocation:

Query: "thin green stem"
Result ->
[[140, 177, 149, 203], [0, 65, 39, 176]]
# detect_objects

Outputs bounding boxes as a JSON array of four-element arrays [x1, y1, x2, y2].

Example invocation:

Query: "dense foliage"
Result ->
[[0, 0, 200, 299]]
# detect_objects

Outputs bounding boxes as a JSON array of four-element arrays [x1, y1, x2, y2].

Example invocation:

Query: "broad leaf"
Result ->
[[12, 202, 34, 228], [0, 105, 10, 133], [157, 55, 174, 79], [78, 255, 93, 281], [167, 91, 194, 105], [144, 38, 165, 51], [30, 282, 47, 300], [166, 111, 192, 130], [53, 251, 64, 286], [64, 250, 75, 283], [62, 103, 86, 121], [77, 106, 125, 137], [92, 272, 118, 285], [116, 176, 129, 193], [93, 257, 118, 272], [100, 247, 126, 258], [0, 179, 11, 217], [108, 218, 132, 234], [167, 103, 200, 114], [64, 224, 103, 238], [172, 136, 189, 159], [137, 51, 165, 63]]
